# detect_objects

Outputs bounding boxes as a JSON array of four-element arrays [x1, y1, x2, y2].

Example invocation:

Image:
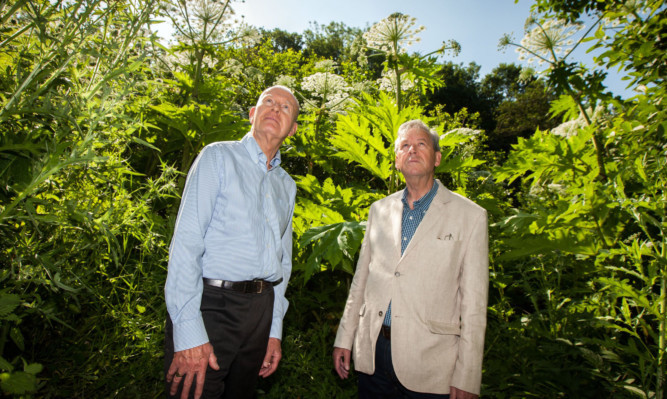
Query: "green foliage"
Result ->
[[491, 2, 666, 397], [257, 272, 358, 398], [292, 174, 377, 282], [0, 0, 664, 397]]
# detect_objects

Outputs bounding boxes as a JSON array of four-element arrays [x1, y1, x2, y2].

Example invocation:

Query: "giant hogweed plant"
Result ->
[[295, 90, 486, 284], [495, 2, 666, 397], [0, 0, 170, 395], [362, 12, 460, 111]]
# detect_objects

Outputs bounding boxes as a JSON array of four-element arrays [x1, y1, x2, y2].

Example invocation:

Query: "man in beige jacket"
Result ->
[[333, 120, 488, 399]]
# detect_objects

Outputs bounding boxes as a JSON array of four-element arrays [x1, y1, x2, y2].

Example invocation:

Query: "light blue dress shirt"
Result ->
[[165, 133, 296, 352]]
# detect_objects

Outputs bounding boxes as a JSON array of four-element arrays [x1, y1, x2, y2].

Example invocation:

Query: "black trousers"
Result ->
[[358, 332, 450, 399], [164, 284, 274, 399]]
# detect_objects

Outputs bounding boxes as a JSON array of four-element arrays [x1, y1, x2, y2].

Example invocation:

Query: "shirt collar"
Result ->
[[402, 180, 438, 210], [242, 133, 282, 169]]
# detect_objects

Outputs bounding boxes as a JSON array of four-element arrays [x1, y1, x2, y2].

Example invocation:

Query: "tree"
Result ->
[[428, 62, 484, 116], [490, 78, 559, 151], [260, 28, 304, 52], [302, 21, 361, 62]]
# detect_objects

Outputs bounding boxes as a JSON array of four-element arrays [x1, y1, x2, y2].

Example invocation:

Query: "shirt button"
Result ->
[[403, 237, 407, 241], [409, 216, 413, 220], [395, 272, 400, 277]]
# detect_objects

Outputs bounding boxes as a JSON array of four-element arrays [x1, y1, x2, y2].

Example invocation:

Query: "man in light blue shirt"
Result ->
[[164, 86, 299, 399]]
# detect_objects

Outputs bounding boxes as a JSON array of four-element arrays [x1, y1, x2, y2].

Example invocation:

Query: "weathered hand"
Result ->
[[259, 338, 282, 378], [450, 386, 479, 399], [166, 342, 219, 399], [332, 347, 351, 379]]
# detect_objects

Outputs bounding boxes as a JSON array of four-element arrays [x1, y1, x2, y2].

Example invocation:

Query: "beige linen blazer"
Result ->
[[334, 180, 489, 395]]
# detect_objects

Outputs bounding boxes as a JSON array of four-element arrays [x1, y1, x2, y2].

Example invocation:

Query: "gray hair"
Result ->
[[394, 119, 440, 152]]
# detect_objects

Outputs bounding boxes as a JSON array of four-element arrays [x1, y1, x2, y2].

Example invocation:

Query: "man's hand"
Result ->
[[259, 337, 282, 378], [451, 386, 479, 399], [166, 342, 219, 399], [332, 347, 351, 379]]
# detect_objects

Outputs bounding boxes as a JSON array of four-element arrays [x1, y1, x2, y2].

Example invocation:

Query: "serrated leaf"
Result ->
[[0, 357, 13, 372], [298, 221, 366, 284], [0, 294, 21, 318], [0, 371, 37, 394], [10, 327, 24, 351], [24, 363, 42, 375]]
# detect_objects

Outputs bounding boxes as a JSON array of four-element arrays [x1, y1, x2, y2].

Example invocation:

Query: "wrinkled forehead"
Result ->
[[397, 128, 431, 142], [259, 87, 299, 108]]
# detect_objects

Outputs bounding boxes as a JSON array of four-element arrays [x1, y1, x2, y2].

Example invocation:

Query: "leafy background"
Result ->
[[0, 0, 665, 398]]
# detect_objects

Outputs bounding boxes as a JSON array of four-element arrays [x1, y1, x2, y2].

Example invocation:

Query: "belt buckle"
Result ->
[[251, 279, 263, 294]]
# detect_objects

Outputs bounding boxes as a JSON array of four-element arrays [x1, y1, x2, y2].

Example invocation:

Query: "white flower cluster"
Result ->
[[363, 13, 425, 55], [528, 182, 566, 197], [550, 118, 582, 138], [516, 18, 583, 65], [165, 0, 238, 44], [551, 105, 607, 138], [314, 60, 337, 72], [445, 128, 482, 137], [377, 69, 414, 92], [163, 50, 215, 70], [224, 58, 244, 77], [301, 72, 352, 112], [227, 24, 261, 48], [274, 75, 296, 89]]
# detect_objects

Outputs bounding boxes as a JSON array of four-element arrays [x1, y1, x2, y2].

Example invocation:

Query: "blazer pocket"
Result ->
[[427, 320, 461, 336], [435, 237, 461, 246]]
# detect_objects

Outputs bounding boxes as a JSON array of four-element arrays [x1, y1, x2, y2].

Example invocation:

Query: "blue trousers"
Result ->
[[358, 332, 450, 399]]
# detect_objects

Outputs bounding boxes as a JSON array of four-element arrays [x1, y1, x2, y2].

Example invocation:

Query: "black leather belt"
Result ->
[[203, 277, 282, 294], [381, 324, 391, 340]]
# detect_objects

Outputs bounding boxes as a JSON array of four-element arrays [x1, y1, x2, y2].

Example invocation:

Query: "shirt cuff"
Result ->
[[173, 316, 209, 352], [269, 314, 283, 340]]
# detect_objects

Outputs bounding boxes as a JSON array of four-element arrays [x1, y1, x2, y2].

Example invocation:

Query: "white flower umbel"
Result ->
[[551, 105, 607, 137], [314, 60, 337, 72], [363, 13, 425, 56], [377, 69, 414, 92], [162, 0, 255, 47], [513, 17, 584, 66], [301, 72, 352, 113], [274, 75, 296, 89]]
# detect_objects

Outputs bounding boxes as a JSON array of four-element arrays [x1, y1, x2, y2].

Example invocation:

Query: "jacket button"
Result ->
[[378, 311, 383, 317], [395, 272, 400, 277]]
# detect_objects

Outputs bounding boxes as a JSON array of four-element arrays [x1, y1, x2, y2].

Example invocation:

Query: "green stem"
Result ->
[[571, 94, 608, 182]]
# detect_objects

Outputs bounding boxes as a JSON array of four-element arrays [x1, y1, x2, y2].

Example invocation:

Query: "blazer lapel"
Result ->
[[390, 190, 405, 259], [400, 180, 453, 259]]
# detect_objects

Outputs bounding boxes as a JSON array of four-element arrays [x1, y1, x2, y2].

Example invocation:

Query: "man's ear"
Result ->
[[434, 151, 442, 167], [288, 122, 298, 137], [249, 107, 256, 124]]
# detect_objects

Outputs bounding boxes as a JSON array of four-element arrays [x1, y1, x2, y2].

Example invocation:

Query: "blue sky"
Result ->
[[233, 0, 633, 97]]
